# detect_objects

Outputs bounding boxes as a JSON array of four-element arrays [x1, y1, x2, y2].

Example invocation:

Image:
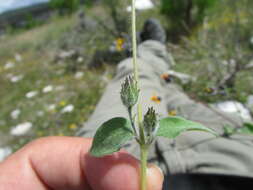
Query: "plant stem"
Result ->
[[132, 0, 138, 83], [132, 0, 143, 140], [128, 107, 138, 136], [131, 1, 147, 189], [140, 145, 148, 190]]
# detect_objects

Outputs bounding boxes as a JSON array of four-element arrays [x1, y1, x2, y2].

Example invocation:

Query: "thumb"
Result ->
[[147, 163, 164, 190], [83, 151, 164, 190]]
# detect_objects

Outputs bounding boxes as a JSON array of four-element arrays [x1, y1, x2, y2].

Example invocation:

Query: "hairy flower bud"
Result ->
[[143, 107, 158, 143], [120, 76, 139, 108]]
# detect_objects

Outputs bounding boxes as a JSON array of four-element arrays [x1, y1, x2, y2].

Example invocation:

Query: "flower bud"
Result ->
[[143, 107, 158, 143], [120, 76, 139, 108]]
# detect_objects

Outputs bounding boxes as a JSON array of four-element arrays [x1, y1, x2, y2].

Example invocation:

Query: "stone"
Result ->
[[213, 101, 252, 121], [126, 0, 154, 11], [166, 70, 196, 84], [10, 122, 33, 136]]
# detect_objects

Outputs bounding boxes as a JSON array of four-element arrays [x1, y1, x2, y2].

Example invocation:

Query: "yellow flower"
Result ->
[[116, 38, 124, 51], [204, 87, 214, 94], [160, 73, 172, 82], [69, 124, 77, 130], [151, 95, 161, 104], [59, 101, 66, 106], [168, 110, 177, 116]]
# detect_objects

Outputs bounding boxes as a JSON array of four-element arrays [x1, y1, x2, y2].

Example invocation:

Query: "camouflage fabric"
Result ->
[[78, 40, 253, 177]]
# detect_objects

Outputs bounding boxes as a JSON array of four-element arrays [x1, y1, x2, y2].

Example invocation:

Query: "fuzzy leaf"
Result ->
[[90, 117, 134, 157], [239, 123, 253, 135], [157, 116, 217, 139]]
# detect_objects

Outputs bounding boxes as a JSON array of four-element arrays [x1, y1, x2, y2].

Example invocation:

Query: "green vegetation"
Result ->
[[102, 0, 130, 35], [50, 0, 80, 14], [0, 6, 115, 150], [173, 0, 253, 103], [161, 0, 218, 38]]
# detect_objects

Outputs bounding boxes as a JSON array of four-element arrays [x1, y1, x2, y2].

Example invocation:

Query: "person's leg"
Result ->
[[77, 40, 171, 157], [157, 82, 253, 176], [78, 38, 253, 178]]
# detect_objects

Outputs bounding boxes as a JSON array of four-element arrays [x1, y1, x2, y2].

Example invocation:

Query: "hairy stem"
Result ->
[[128, 107, 138, 136], [132, 0, 143, 141], [140, 145, 148, 190], [132, 0, 138, 83], [131, 1, 147, 189]]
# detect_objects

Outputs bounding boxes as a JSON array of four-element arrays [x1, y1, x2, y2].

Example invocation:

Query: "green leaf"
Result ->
[[90, 117, 134, 157], [239, 123, 253, 135], [157, 116, 217, 139], [223, 125, 235, 136]]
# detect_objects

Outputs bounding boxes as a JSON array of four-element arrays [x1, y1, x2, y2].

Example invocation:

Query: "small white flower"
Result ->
[[58, 50, 76, 59], [43, 85, 53, 93], [10, 122, 33, 136], [229, 59, 236, 66], [47, 104, 56, 111], [10, 109, 21, 120], [0, 147, 12, 162], [61, 104, 74, 113], [25, 91, 38, 99], [4, 61, 15, 70], [75, 72, 84, 79], [77, 57, 84, 63], [109, 45, 116, 52], [15, 54, 22, 62], [221, 60, 228, 65], [10, 75, 23, 83]]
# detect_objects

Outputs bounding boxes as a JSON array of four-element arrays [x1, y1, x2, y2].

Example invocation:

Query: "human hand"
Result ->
[[0, 137, 164, 190]]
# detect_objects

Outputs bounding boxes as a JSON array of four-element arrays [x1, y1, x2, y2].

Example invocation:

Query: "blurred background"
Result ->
[[0, 0, 253, 161]]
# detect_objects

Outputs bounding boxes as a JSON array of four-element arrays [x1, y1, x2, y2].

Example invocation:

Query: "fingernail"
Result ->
[[147, 164, 164, 190], [148, 163, 163, 176]]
